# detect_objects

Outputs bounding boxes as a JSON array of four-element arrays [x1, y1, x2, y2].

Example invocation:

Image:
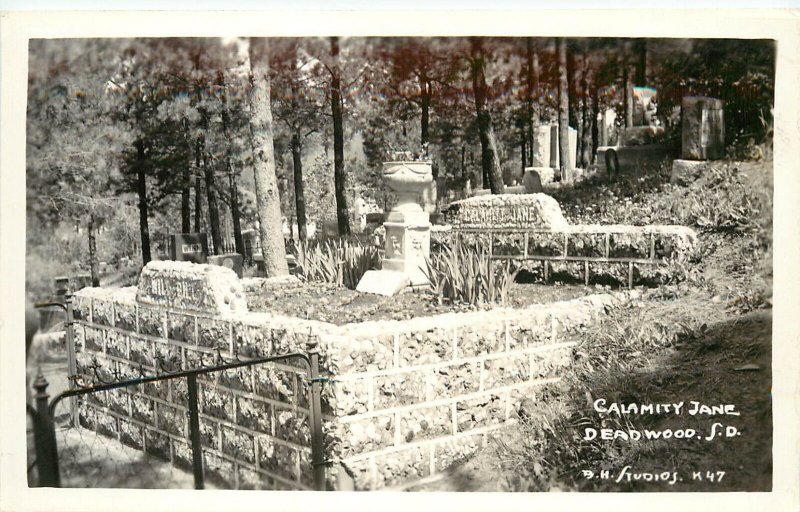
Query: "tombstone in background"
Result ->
[[354, 197, 368, 232], [169, 233, 209, 264], [547, 124, 577, 171], [421, 180, 437, 214], [620, 125, 666, 146], [522, 167, 554, 193], [523, 170, 543, 193], [241, 229, 258, 263], [681, 96, 725, 160], [208, 253, 244, 278], [527, 125, 577, 185], [599, 108, 616, 147], [54, 276, 70, 296], [54, 274, 92, 297], [531, 125, 552, 167], [671, 96, 725, 184], [357, 160, 433, 296], [72, 274, 92, 291]]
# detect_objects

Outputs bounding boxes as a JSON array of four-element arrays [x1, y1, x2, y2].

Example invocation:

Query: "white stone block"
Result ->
[[356, 270, 412, 297]]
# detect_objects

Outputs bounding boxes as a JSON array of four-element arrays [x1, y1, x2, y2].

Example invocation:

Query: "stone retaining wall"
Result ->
[[321, 293, 619, 489], [436, 194, 697, 287], [71, 262, 623, 490], [71, 285, 329, 490], [431, 224, 696, 287]]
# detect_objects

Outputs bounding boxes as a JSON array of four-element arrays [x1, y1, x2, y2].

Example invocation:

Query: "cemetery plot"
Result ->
[[441, 194, 697, 288], [23, 32, 774, 495]]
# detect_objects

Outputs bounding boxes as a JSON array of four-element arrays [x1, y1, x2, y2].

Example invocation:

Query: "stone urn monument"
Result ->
[[357, 160, 433, 296]]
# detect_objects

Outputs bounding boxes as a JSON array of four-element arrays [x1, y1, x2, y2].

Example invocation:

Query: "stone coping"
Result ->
[[447, 192, 562, 208], [437, 222, 696, 238], [336, 292, 620, 338], [75, 284, 625, 339]]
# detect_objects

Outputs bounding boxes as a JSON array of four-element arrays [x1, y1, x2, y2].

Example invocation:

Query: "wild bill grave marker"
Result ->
[[136, 260, 248, 314]]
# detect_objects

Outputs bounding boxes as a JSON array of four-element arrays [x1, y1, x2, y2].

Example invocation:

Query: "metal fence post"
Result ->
[[32, 372, 60, 487], [306, 340, 326, 491], [186, 374, 205, 490], [64, 293, 79, 427]]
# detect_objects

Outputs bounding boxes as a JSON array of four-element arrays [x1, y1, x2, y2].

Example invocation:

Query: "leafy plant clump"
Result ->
[[423, 243, 520, 306], [558, 160, 770, 235], [292, 237, 380, 290]]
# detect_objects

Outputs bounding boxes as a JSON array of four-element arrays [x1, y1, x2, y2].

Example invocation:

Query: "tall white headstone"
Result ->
[[357, 161, 433, 296]]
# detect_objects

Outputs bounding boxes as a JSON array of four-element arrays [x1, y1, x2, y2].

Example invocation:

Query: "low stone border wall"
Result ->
[[70, 263, 625, 491], [321, 293, 620, 489], [71, 286, 330, 490], [432, 224, 696, 287]]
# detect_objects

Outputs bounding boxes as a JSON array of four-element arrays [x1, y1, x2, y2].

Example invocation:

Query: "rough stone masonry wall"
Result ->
[[70, 259, 625, 491], [437, 193, 697, 286], [71, 286, 331, 490], [319, 293, 620, 490]]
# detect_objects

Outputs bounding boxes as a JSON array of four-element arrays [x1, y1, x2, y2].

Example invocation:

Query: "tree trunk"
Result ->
[[460, 146, 466, 180], [229, 171, 244, 256], [218, 70, 244, 257], [420, 77, 430, 147], [635, 39, 648, 86], [330, 37, 351, 236], [580, 67, 592, 169], [469, 38, 505, 194], [525, 38, 536, 165], [193, 139, 203, 233], [291, 131, 308, 241], [248, 37, 289, 277], [203, 148, 222, 255], [288, 75, 308, 242], [556, 38, 572, 182], [87, 213, 100, 286], [624, 52, 634, 129], [567, 42, 578, 133], [134, 139, 151, 265], [573, 49, 584, 168], [591, 81, 600, 162], [181, 121, 191, 233]]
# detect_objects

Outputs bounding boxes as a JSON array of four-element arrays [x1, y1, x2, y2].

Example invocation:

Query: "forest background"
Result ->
[[25, 37, 775, 300]]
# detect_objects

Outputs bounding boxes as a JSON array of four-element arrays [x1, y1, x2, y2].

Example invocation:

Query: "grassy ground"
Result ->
[[416, 159, 773, 492]]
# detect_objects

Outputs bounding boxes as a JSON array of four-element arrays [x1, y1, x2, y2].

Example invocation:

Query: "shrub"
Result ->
[[292, 237, 380, 290], [423, 242, 520, 306], [559, 161, 770, 234]]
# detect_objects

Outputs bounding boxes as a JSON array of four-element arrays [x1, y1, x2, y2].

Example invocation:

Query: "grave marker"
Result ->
[[681, 96, 725, 160], [169, 233, 209, 264], [443, 193, 568, 231], [136, 260, 247, 315]]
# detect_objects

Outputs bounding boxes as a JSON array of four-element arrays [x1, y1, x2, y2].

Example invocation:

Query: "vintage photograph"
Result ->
[[22, 33, 775, 493]]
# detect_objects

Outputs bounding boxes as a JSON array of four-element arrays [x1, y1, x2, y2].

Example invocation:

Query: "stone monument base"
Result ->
[[670, 159, 708, 186], [356, 270, 412, 297]]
